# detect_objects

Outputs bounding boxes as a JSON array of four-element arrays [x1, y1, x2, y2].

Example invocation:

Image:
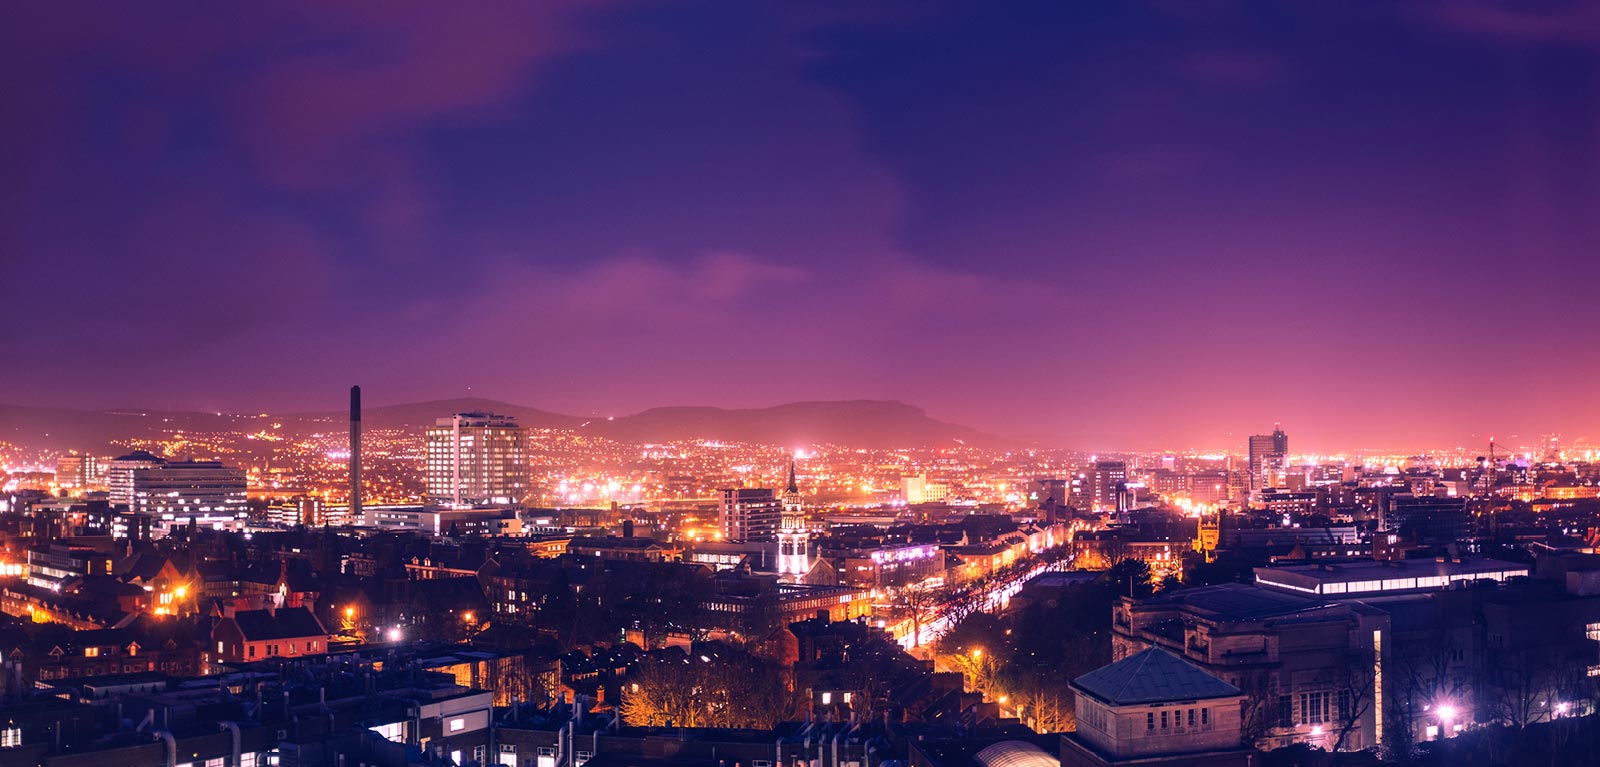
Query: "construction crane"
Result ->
[[1476, 437, 1511, 497]]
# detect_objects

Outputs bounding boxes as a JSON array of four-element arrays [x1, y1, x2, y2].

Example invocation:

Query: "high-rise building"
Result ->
[[719, 487, 782, 542], [1091, 461, 1128, 512], [131, 460, 249, 536], [54, 454, 99, 493], [424, 413, 529, 508], [1248, 423, 1289, 492], [105, 450, 166, 509]]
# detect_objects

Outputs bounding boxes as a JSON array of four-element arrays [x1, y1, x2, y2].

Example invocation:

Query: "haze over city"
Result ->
[[4, 2, 1599, 450], [12, 4, 1600, 767]]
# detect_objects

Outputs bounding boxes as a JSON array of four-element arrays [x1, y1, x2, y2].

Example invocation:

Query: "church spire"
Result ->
[[786, 457, 799, 495]]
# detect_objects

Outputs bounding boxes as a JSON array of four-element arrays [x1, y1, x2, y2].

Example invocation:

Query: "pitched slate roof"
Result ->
[[230, 606, 327, 641], [1072, 648, 1240, 706]]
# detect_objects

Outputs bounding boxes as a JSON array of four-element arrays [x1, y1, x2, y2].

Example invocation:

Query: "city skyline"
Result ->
[[6, 5, 1600, 763], [5, 2, 1599, 449], [0, 392, 1591, 456]]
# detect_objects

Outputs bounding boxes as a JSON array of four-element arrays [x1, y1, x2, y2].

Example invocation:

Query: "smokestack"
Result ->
[[350, 386, 362, 523]]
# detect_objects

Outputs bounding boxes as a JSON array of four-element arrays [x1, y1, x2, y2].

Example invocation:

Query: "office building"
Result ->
[[54, 454, 98, 493], [719, 487, 782, 542], [1248, 424, 1288, 492], [267, 495, 325, 527], [364, 506, 522, 536], [424, 413, 529, 508], [1091, 461, 1128, 512], [25, 544, 114, 592], [104, 450, 165, 509], [901, 474, 948, 504], [1253, 558, 1528, 598], [130, 460, 249, 536]]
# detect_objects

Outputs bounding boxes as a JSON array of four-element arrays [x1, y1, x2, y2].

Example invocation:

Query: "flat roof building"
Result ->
[[425, 413, 528, 508], [1253, 558, 1529, 597]]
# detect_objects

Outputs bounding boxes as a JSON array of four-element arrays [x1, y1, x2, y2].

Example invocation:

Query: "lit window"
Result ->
[[449, 718, 465, 732]]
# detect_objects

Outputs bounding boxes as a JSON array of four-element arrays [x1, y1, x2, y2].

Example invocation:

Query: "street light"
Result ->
[[971, 648, 983, 659]]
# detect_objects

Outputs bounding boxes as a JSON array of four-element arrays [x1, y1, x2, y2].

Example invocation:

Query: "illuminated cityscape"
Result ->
[[4, 3, 1600, 767]]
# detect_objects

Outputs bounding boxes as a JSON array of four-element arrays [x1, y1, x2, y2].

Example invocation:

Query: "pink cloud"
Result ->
[[232, 2, 601, 192], [1412, 0, 1600, 44]]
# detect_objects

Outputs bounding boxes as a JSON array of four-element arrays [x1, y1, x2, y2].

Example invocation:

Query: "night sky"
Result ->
[[3, 2, 1598, 451]]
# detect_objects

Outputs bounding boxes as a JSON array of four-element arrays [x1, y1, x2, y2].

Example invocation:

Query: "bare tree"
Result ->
[[1486, 645, 1563, 729], [891, 584, 941, 648], [1329, 647, 1376, 755], [619, 647, 793, 729], [1232, 669, 1278, 748], [1008, 678, 1075, 733], [1383, 624, 1470, 761]]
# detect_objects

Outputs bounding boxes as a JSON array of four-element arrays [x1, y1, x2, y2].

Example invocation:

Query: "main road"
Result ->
[[895, 558, 1063, 650]]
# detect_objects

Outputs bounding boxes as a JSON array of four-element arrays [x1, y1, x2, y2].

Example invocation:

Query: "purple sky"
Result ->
[[3, 1, 1599, 451]]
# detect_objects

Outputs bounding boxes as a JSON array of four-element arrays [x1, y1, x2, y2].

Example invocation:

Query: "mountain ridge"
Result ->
[[0, 398, 1002, 453]]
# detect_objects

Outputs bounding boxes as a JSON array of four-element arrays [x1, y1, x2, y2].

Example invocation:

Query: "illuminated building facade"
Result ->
[[25, 544, 113, 592], [1091, 461, 1128, 512], [827, 543, 944, 590], [718, 487, 782, 542], [1248, 425, 1289, 493], [54, 454, 98, 493], [425, 413, 529, 508], [104, 450, 165, 509], [267, 495, 325, 527], [130, 460, 249, 536], [901, 474, 949, 504], [1253, 558, 1528, 597], [777, 461, 811, 579]]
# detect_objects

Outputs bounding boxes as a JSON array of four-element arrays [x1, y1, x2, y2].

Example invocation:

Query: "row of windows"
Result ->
[[1146, 707, 1210, 732], [1276, 689, 1352, 727], [234, 639, 322, 658]]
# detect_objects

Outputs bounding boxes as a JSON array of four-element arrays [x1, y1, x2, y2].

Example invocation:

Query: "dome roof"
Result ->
[[972, 740, 1059, 767]]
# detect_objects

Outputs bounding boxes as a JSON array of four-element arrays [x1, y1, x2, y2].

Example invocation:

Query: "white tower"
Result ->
[[777, 459, 810, 580]]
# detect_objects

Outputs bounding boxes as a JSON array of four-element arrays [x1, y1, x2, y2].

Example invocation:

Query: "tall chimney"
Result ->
[[350, 386, 362, 523]]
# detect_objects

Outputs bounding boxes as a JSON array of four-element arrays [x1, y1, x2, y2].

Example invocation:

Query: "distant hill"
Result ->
[[288, 398, 586, 431], [0, 398, 996, 454], [0, 404, 271, 455], [584, 400, 997, 448]]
